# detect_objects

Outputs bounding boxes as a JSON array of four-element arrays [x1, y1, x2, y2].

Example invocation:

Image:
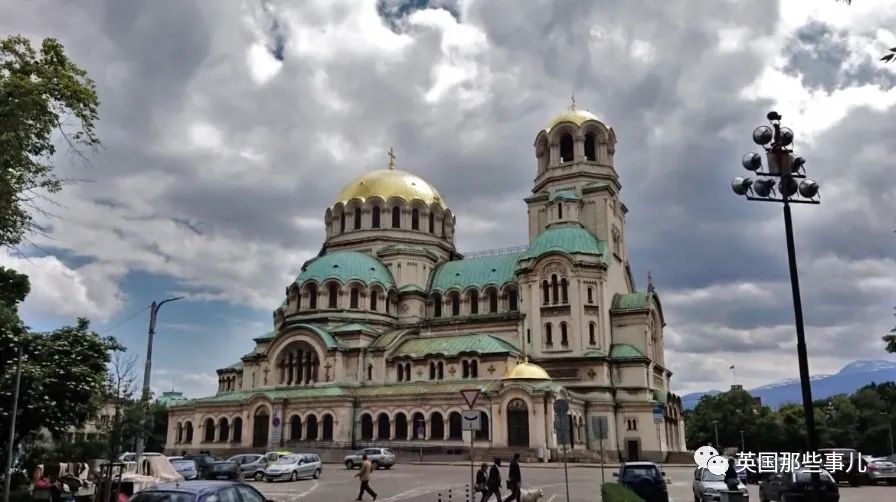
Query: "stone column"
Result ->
[[549, 141, 558, 167], [574, 134, 585, 161]]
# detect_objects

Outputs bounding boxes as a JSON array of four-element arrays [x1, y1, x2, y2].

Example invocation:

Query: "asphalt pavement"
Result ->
[[250, 463, 894, 502]]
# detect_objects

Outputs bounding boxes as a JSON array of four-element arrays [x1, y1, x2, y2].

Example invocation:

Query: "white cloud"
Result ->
[[246, 42, 283, 85]]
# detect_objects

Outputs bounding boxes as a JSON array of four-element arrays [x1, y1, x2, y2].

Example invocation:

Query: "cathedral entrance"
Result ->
[[506, 399, 529, 447], [253, 408, 270, 447]]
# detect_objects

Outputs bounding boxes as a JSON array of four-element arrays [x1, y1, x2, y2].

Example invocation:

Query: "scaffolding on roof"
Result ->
[[461, 244, 528, 258]]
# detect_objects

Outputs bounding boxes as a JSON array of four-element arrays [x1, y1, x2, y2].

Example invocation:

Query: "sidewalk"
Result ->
[[404, 461, 696, 469]]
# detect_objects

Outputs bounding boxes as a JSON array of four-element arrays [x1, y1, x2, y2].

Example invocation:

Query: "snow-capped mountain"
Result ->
[[681, 359, 896, 410]]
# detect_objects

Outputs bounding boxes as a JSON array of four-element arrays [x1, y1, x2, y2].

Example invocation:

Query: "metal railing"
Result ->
[[461, 245, 528, 258]]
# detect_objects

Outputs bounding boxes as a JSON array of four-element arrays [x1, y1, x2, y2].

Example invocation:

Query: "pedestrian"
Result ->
[[503, 453, 521, 502], [724, 457, 739, 491], [355, 454, 378, 501], [476, 463, 489, 502], [482, 457, 502, 502]]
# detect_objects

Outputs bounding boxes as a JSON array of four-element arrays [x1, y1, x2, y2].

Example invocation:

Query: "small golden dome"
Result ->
[[544, 106, 601, 134], [503, 360, 552, 381], [334, 152, 447, 207]]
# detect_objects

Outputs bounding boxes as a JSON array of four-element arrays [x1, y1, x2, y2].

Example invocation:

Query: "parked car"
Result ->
[[263, 454, 321, 482], [226, 454, 267, 481], [182, 454, 220, 478], [758, 468, 840, 502], [170, 459, 199, 481], [862, 457, 896, 485], [817, 448, 863, 486], [692, 467, 749, 501], [129, 480, 272, 502], [204, 461, 240, 481], [612, 461, 669, 502], [262, 451, 294, 465], [118, 452, 163, 462], [343, 448, 395, 470]]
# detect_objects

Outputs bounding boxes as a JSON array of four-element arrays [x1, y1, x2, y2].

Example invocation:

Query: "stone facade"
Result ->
[[166, 105, 687, 462]]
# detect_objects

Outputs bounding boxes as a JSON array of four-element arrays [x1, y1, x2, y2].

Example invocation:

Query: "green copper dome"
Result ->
[[295, 251, 395, 288], [522, 223, 606, 260]]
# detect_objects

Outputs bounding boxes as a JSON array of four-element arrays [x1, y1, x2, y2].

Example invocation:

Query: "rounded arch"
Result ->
[[475, 410, 490, 440], [184, 420, 194, 443], [303, 281, 319, 310], [448, 411, 462, 440], [360, 413, 374, 440], [484, 286, 499, 313], [321, 413, 334, 440], [175, 422, 183, 443], [217, 417, 230, 442], [369, 284, 385, 312], [305, 414, 319, 440], [411, 412, 426, 439], [447, 290, 461, 316], [376, 412, 391, 440], [467, 288, 479, 315], [287, 283, 301, 311], [394, 412, 409, 440], [430, 292, 443, 318], [506, 398, 530, 447], [324, 280, 341, 309], [430, 411, 445, 439], [502, 284, 519, 311], [231, 417, 243, 443], [251, 405, 270, 447], [271, 338, 323, 386], [288, 414, 302, 441], [202, 417, 215, 443]]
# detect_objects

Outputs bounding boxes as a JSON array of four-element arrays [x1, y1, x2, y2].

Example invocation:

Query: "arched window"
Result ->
[[350, 288, 359, 309], [584, 132, 596, 161], [587, 287, 593, 304], [370, 290, 378, 311], [367, 363, 373, 381], [551, 274, 559, 304], [475, 411, 489, 440], [471, 360, 478, 378], [589, 322, 596, 345], [185, 422, 193, 443], [437, 362, 444, 380], [176, 423, 183, 443], [386, 293, 391, 314], [203, 418, 215, 442], [508, 289, 518, 311], [432, 293, 442, 318], [392, 206, 401, 228], [340, 212, 345, 233], [449, 412, 463, 440], [308, 283, 317, 309], [372, 206, 381, 228], [411, 209, 420, 230], [469, 290, 479, 315], [559, 133, 574, 162], [404, 363, 411, 381], [429, 362, 436, 380], [306, 415, 318, 440], [488, 289, 498, 313], [397, 364, 404, 382], [462, 360, 469, 379], [542, 280, 550, 305], [450, 292, 460, 316], [558, 203, 563, 219], [429, 212, 435, 233], [289, 415, 302, 441], [561, 278, 568, 304], [328, 283, 338, 308], [441, 217, 446, 237], [561, 322, 569, 346], [361, 414, 373, 441], [232, 417, 242, 443], [545, 323, 553, 346], [218, 418, 230, 442], [322, 415, 334, 440], [353, 207, 361, 230]]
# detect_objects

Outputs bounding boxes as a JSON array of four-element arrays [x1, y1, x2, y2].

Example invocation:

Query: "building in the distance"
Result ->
[[166, 103, 687, 461]]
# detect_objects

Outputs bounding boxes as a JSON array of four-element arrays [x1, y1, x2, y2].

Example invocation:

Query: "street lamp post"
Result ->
[[732, 111, 821, 501], [134, 297, 182, 465], [740, 430, 746, 453], [713, 420, 720, 451], [881, 412, 895, 456]]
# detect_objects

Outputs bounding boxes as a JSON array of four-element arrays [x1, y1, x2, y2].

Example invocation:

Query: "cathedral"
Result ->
[[165, 103, 687, 462]]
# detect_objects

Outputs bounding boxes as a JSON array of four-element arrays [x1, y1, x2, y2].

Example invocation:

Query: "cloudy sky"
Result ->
[[2, 0, 895, 398]]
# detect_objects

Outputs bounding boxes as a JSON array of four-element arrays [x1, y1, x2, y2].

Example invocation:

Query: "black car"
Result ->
[[204, 461, 240, 481], [613, 461, 669, 502], [129, 481, 271, 502], [758, 468, 840, 502], [182, 455, 220, 478], [816, 448, 862, 486]]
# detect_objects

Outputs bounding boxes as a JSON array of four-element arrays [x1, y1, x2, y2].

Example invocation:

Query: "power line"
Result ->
[[100, 304, 150, 335]]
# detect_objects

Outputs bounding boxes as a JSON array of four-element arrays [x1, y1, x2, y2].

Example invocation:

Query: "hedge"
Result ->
[[600, 482, 645, 502]]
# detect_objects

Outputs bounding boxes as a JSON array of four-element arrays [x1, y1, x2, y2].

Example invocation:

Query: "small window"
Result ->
[[429, 212, 434, 233], [354, 207, 361, 230], [542, 281, 550, 305], [437, 362, 444, 380], [308, 284, 317, 309], [488, 289, 498, 313], [433, 293, 442, 318], [545, 323, 553, 346], [584, 132, 596, 161], [350, 288, 359, 309], [429, 362, 436, 380], [451, 293, 460, 316], [470, 360, 478, 378], [405, 363, 411, 381], [587, 287, 593, 304], [559, 133, 574, 162], [589, 322, 596, 345], [558, 203, 563, 219], [526, 329, 531, 344], [372, 206, 380, 228], [561, 322, 568, 346], [469, 290, 479, 315], [367, 364, 373, 381], [340, 212, 346, 233], [397, 364, 404, 382], [626, 418, 638, 431], [508, 289, 518, 311], [370, 290, 378, 311], [328, 283, 338, 309], [462, 360, 469, 379], [412, 209, 419, 230], [551, 275, 559, 305], [392, 206, 401, 228], [561, 278, 568, 304]]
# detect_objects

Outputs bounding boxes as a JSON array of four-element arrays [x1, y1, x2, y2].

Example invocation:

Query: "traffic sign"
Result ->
[[591, 416, 608, 440], [462, 410, 481, 431], [653, 405, 664, 424], [553, 399, 569, 415], [460, 389, 481, 409], [555, 419, 571, 445]]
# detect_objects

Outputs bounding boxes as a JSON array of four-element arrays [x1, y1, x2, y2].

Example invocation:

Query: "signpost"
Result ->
[[553, 399, 571, 502], [461, 389, 481, 502], [591, 416, 609, 484], [653, 405, 664, 452]]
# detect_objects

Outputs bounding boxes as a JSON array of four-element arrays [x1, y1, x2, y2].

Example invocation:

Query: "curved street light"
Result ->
[[732, 112, 822, 501]]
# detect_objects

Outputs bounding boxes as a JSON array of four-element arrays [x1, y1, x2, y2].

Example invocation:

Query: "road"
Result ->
[[251, 463, 894, 502]]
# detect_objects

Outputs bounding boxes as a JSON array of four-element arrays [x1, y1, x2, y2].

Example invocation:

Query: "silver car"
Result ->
[[692, 467, 749, 501], [344, 448, 395, 470], [863, 457, 896, 485], [264, 453, 322, 482], [227, 453, 267, 481]]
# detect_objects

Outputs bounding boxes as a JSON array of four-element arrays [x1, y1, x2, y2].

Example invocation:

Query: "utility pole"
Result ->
[[713, 420, 720, 451], [740, 430, 746, 452], [2, 345, 23, 502], [134, 297, 182, 465]]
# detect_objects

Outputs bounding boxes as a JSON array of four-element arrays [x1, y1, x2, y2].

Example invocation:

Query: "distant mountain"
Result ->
[[681, 359, 896, 410]]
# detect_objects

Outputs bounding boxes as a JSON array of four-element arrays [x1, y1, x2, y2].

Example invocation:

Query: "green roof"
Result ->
[[610, 343, 646, 359], [254, 330, 276, 342], [279, 323, 342, 349], [295, 251, 394, 288], [330, 322, 378, 335], [398, 284, 426, 293], [225, 361, 243, 370], [370, 328, 411, 349], [390, 333, 519, 359], [157, 391, 189, 408], [583, 349, 608, 358], [521, 223, 606, 260], [430, 254, 522, 292], [612, 292, 649, 311], [582, 181, 611, 191], [653, 389, 669, 405], [549, 190, 580, 202], [175, 386, 348, 406]]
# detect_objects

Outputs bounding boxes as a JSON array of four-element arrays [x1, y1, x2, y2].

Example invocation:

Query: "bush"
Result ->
[[600, 482, 644, 502]]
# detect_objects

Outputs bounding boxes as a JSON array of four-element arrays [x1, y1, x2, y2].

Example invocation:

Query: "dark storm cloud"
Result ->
[[377, 0, 460, 31], [783, 20, 896, 92]]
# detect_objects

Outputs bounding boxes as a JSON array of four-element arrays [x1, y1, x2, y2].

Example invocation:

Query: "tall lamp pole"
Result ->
[[732, 112, 821, 501], [134, 297, 182, 465], [712, 420, 720, 451]]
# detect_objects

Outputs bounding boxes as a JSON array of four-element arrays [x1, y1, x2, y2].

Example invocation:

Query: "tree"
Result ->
[[0, 35, 100, 250], [105, 350, 138, 458], [0, 267, 118, 472], [884, 327, 896, 353]]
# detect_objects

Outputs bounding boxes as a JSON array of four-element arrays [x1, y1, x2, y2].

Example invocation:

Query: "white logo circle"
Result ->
[[693, 446, 720, 469], [706, 455, 729, 476]]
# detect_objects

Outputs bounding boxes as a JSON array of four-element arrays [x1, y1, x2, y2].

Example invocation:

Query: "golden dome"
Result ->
[[334, 154, 447, 208], [544, 106, 601, 134], [503, 360, 552, 381]]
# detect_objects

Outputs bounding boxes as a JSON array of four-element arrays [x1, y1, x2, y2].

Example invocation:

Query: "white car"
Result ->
[[263, 454, 322, 482], [692, 467, 749, 501]]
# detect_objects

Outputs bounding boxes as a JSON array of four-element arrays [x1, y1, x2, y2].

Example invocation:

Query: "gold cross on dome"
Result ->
[[570, 89, 576, 109], [387, 147, 396, 169]]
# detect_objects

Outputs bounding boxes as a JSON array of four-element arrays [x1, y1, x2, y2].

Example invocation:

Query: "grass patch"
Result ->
[[600, 482, 645, 501]]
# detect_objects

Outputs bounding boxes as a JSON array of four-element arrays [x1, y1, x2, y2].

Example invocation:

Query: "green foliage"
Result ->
[[884, 330, 896, 353], [600, 482, 644, 502], [0, 35, 100, 249], [686, 383, 896, 456]]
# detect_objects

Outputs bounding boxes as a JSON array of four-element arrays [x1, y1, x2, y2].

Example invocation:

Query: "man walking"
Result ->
[[503, 453, 521, 502], [355, 454, 377, 501], [476, 463, 489, 502], [482, 458, 502, 502]]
